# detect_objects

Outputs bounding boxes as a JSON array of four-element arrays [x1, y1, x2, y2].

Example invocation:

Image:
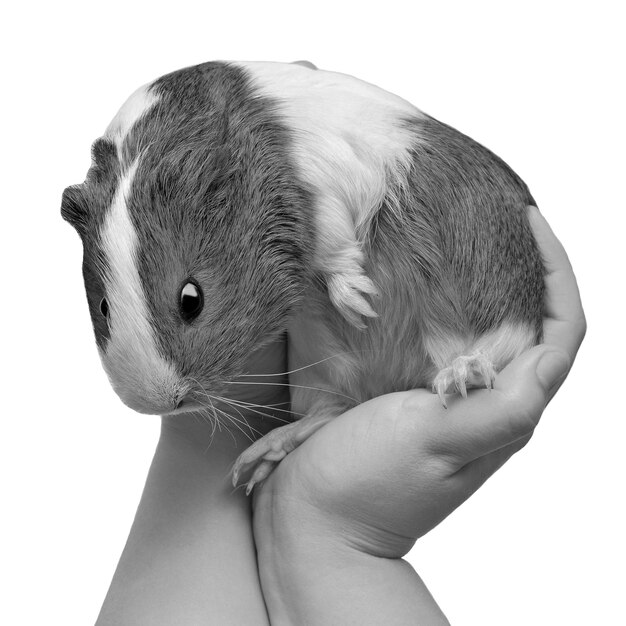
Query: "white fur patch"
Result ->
[[235, 61, 423, 325], [425, 321, 537, 372], [99, 160, 182, 414], [472, 321, 537, 370], [104, 82, 159, 161]]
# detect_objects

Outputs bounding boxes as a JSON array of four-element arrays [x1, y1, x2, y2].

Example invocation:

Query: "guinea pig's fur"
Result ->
[[62, 61, 544, 482], [62, 63, 316, 414]]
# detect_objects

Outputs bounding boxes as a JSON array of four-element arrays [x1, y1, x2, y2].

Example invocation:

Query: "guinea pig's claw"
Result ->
[[232, 414, 335, 494], [231, 423, 298, 492], [432, 353, 496, 406], [232, 468, 241, 489], [327, 272, 379, 330], [434, 379, 449, 408], [453, 366, 468, 399]]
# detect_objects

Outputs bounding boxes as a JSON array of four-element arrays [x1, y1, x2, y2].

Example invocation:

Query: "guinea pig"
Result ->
[[61, 61, 544, 493]]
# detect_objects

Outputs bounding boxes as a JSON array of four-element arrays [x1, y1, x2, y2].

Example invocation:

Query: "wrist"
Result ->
[[97, 414, 270, 626], [253, 479, 448, 625], [252, 475, 333, 622]]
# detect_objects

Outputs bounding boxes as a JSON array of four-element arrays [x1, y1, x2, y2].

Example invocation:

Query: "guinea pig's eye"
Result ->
[[180, 281, 203, 322], [100, 298, 109, 318]]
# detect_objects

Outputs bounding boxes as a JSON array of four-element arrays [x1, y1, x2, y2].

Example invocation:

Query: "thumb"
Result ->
[[442, 345, 571, 462], [533, 346, 572, 404]]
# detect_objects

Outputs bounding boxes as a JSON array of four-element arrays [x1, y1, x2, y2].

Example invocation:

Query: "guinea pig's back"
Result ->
[[235, 62, 545, 407], [360, 115, 545, 399]]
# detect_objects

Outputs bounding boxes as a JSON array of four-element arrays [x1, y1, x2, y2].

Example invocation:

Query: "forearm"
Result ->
[[97, 416, 269, 626], [255, 497, 448, 626]]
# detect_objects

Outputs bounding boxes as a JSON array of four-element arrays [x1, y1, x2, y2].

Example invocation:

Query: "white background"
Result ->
[[2, 1, 624, 624]]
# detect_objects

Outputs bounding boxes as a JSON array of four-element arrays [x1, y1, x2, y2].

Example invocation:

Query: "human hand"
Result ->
[[96, 338, 291, 626], [251, 208, 584, 623]]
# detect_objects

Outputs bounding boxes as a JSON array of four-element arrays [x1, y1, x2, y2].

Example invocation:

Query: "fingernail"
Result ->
[[536, 351, 570, 394]]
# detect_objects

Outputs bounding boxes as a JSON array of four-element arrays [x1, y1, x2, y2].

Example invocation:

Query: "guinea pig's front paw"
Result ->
[[232, 413, 333, 494], [432, 354, 496, 408], [327, 272, 379, 330]]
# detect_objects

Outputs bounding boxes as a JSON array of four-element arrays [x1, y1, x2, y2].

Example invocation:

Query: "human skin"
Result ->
[[251, 206, 586, 625], [96, 419, 270, 626], [96, 207, 584, 625], [96, 341, 290, 626]]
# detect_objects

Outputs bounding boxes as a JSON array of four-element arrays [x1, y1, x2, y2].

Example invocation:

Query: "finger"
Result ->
[[452, 434, 533, 491], [417, 345, 569, 465], [407, 211, 580, 467], [527, 206, 586, 358]]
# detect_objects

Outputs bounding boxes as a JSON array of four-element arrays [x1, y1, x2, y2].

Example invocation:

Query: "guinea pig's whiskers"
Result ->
[[194, 388, 261, 441], [234, 351, 364, 379], [191, 409, 209, 429], [192, 398, 220, 440], [212, 396, 295, 425], [231, 399, 302, 419], [186, 376, 253, 442], [202, 399, 252, 442], [199, 403, 220, 439], [206, 401, 254, 440], [216, 401, 261, 440], [234, 399, 293, 410], [224, 380, 358, 403], [210, 395, 280, 433]]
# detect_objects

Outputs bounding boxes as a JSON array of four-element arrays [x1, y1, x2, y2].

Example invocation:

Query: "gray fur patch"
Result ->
[[295, 113, 546, 406], [117, 62, 316, 388], [369, 114, 544, 342], [61, 61, 546, 418], [61, 138, 121, 348]]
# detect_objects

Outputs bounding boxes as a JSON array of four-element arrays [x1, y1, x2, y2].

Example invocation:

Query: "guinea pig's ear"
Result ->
[[60, 184, 88, 235], [291, 60, 317, 70]]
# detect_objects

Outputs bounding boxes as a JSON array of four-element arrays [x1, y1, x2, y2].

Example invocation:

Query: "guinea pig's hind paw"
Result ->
[[232, 414, 332, 493], [432, 354, 496, 407]]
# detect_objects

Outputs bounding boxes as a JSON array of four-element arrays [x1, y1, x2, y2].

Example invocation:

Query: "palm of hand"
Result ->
[[252, 208, 584, 561], [254, 389, 449, 558]]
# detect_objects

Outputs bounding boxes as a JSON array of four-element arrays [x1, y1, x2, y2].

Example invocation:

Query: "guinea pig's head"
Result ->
[[61, 62, 313, 415]]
